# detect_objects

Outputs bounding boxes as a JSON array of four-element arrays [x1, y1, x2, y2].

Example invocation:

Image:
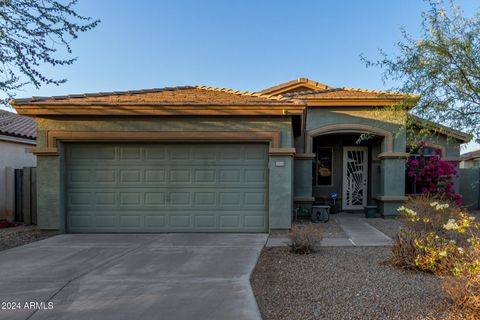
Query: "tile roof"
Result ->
[[283, 88, 411, 99], [0, 109, 36, 140], [259, 78, 332, 95], [12, 86, 302, 106], [409, 115, 471, 143]]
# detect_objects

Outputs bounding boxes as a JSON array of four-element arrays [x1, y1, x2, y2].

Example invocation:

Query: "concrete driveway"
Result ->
[[0, 233, 267, 320]]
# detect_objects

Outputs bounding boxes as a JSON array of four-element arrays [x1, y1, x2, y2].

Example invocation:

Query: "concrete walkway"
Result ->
[[0, 234, 267, 320], [266, 215, 392, 247], [335, 215, 392, 246]]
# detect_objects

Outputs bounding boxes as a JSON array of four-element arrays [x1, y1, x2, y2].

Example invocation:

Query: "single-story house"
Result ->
[[11, 78, 470, 233], [0, 110, 36, 221]]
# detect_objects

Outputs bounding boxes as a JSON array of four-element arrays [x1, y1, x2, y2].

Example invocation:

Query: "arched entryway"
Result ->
[[306, 124, 395, 211]]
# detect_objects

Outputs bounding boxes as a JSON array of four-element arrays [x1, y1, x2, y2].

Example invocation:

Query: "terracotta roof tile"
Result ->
[[0, 109, 36, 139], [259, 78, 332, 95], [13, 86, 302, 106]]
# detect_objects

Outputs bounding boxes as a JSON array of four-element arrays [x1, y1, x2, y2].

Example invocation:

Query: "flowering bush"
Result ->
[[406, 144, 461, 205], [392, 195, 480, 315]]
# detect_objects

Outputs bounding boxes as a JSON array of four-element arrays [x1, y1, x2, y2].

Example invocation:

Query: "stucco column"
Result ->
[[377, 155, 408, 216], [293, 154, 315, 206], [35, 153, 64, 231], [268, 149, 295, 229]]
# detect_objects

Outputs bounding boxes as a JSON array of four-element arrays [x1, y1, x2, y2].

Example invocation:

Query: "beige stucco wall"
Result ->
[[0, 139, 36, 220]]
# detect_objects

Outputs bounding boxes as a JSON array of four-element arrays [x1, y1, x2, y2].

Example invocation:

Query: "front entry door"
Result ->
[[342, 146, 368, 210]]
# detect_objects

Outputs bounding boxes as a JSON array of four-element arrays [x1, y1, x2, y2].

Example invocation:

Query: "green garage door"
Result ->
[[66, 143, 268, 233]]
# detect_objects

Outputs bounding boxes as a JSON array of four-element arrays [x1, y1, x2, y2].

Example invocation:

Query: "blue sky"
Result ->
[[6, 0, 480, 151]]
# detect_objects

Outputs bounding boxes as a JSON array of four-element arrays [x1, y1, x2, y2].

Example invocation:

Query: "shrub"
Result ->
[[391, 194, 479, 316], [390, 230, 423, 270], [289, 224, 322, 254], [442, 267, 480, 316], [392, 195, 478, 273], [406, 148, 462, 204]]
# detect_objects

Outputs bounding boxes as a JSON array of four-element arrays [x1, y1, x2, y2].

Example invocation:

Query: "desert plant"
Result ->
[[392, 195, 479, 317], [390, 230, 423, 269], [442, 245, 480, 317], [289, 224, 322, 254], [393, 195, 478, 273]]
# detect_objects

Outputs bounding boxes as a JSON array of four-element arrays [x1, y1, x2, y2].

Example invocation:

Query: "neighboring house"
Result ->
[[0, 110, 36, 221], [461, 150, 480, 169], [10, 78, 470, 233]]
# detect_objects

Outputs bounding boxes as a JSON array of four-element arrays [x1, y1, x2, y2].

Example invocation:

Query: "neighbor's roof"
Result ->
[[409, 115, 472, 143], [461, 149, 480, 161], [11, 86, 303, 106], [0, 109, 36, 140]]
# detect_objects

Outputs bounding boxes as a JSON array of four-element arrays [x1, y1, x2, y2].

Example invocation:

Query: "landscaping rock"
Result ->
[[0, 225, 55, 252], [251, 246, 468, 320]]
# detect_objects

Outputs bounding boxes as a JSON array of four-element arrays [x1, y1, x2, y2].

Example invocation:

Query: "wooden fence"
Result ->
[[14, 167, 37, 224]]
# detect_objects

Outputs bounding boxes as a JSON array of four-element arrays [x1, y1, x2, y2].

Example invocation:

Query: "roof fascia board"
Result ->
[[0, 134, 36, 145]]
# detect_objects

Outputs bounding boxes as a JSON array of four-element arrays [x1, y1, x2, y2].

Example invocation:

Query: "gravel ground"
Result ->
[[251, 246, 469, 320], [365, 218, 403, 239], [0, 225, 56, 252]]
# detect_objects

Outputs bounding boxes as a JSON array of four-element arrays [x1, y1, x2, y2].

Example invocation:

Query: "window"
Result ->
[[314, 147, 333, 186]]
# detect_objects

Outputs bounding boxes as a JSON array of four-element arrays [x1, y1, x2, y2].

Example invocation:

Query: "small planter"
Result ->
[[364, 205, 378, 218], [327, 200, 341, 214]]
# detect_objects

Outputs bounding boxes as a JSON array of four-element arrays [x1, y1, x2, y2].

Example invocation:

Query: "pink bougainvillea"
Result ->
[[407, 144, 462, 205]]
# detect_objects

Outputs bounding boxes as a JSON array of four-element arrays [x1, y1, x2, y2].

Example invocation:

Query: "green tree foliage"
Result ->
[[362, 0, 480, 138], [0, 0, 99, 103]]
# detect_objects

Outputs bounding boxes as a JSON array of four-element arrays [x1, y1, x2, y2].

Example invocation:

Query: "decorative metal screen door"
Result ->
[[342, 146, 368, 210]]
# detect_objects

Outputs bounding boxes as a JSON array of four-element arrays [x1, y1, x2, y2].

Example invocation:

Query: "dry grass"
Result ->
[[288, 224, 322, 254]]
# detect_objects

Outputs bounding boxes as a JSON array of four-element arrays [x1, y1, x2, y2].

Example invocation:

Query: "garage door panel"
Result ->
[[69, 190, 266, 209], [244, 169, 266, 183], [119, 215, 142, 228], [194, 192, 216, 206], [67, 143, 268, 232], [95, 192, 116, 205], [68, 212, 267, 232], [69, 192, 92, 206], [94, 214, 118, 228], [144, 215, 166, 227], [119, 146, 142, 160], [145, 169, 166, 182], [145, 192, 166, 206]]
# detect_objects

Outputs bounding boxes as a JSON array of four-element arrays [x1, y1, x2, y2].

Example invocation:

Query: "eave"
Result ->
[[305, 98, 416, 107], [0, 133, 36, 145], [409, 115, 471, 143], [11, 102, 306, 117]]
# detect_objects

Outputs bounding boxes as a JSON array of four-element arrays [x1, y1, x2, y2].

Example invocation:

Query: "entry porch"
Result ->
[[294, 127, 409, 217]]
